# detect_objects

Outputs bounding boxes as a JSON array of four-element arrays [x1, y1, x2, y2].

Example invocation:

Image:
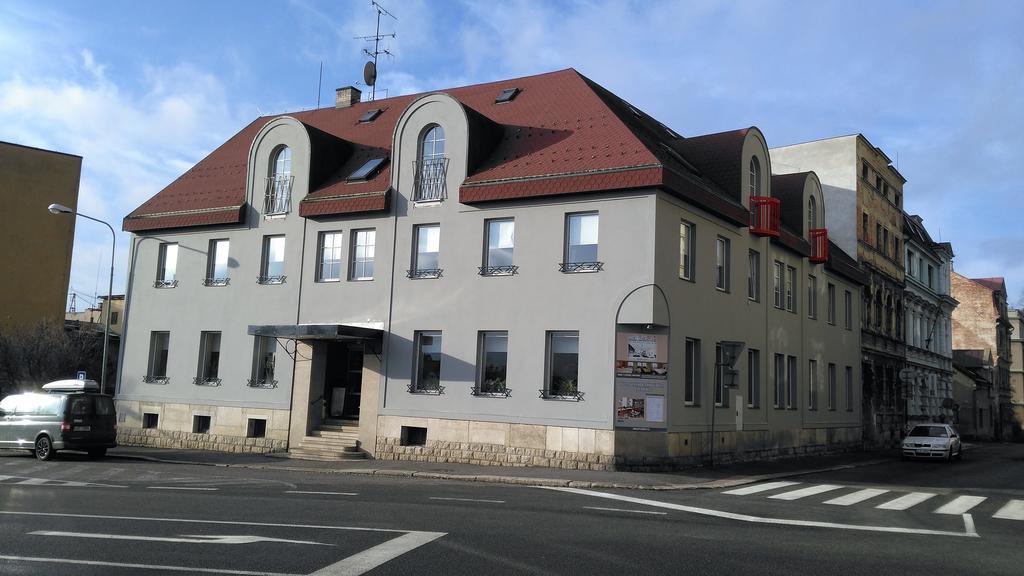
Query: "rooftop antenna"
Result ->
[[316, 61, 323, 108], [355, 0, 396, 101]]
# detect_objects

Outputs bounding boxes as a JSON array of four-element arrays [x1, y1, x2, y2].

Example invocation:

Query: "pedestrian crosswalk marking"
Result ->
[[875, 492, 936, 511], [824, 488, 890, 506], [722, 481, 800, 496], [769, 484, 844, 501], [993, 500, 1024, 521], [934, 496, 986, 515]]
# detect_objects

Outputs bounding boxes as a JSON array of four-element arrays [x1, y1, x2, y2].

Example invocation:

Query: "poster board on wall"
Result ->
[[614, 332, 668, 430]]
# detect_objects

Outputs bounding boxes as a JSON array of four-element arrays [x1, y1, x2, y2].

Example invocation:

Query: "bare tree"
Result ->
[[0, 321, 109, 397]]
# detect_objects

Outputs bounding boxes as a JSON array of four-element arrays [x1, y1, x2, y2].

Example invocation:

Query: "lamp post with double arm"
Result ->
[[48, 203, 115, 395]]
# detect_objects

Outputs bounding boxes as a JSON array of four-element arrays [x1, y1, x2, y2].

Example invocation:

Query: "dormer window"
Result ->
[[749, 156, 761, 197], [265, 145, 293, 215], [414, 125, 447, 202], [808, 195, 817, 232]]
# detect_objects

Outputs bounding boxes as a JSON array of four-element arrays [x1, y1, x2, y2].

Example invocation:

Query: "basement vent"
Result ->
[[400, 426, 427, 446], [358, 108, 382, 123], [495, 87, 520, 104]]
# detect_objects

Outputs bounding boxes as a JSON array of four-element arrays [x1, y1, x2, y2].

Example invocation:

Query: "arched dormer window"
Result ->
[[749, 156, 761, 197], [808, 195, 817, 232], [265, 145, 293, 215], [414, 125, 447, 202]]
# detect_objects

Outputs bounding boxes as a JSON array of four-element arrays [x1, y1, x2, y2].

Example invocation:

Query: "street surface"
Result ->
[[1, 444, 1022, 575]]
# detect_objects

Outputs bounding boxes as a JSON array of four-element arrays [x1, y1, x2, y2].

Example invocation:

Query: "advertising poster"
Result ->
[[614, 332, 668, 430]]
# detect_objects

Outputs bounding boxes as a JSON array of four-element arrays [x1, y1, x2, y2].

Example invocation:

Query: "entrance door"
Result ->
[[323, 342, 363, 421]]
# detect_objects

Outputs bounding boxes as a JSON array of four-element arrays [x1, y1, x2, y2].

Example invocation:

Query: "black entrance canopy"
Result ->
[[247, 324, 383, 341]]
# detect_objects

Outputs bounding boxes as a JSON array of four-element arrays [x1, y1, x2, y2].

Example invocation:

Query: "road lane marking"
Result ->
[[875, 492, 936, 511], [722, 481, 800, 496], [286, 491, 359, 496], [0, 475, 12, 481], [0, 555, 298, 575], [148, 486, 219, 491], [29, 531, 334, 546], [768, 484, 844, 501], [963, 514, 977, 537], [583, 506, 667, 515], [993, 499, 1024, 521], [309, 530, 446, 576], [540, 486, 979, 538], [824, 488, 890, 506], [15, 478, 51, 485], [934, 496, 987, 515], [429, 497, 505, 503], [0, 510, 419, 533]]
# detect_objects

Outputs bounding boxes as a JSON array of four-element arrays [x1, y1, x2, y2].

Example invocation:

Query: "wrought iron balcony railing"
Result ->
[[413, 157, 448, 202], [193, 376, 222, 386], [257, 275, 287, 285], [264, 175, 294, 215], [247, 378, 278, 389], [203, 277, 230, 287], [478, 265, 518, 276], [154, 279, 178, 289], [407, 268, 442, 279], [142, 375, 169, 385], [408, 381, 445, 395], [559, 261, 603, 273]]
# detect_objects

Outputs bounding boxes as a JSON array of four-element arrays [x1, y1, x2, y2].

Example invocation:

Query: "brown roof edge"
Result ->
[[298, 190, 390, 218], [123, 205, 245, 232]]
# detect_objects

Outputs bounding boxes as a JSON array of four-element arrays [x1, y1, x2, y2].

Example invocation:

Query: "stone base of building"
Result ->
[[375, 415, 863, 471], [115, 400, 289, 454]]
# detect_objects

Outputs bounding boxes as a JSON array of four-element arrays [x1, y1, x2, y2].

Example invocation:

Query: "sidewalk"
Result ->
[[106, 446, 895, 490]]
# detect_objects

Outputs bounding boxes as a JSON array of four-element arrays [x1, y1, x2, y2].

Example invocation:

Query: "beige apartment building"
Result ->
[[1009, 308, 1022, 437], [0, 142, 81, 329]]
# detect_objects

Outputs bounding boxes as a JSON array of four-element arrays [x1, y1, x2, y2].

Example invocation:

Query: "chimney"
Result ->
[[335, 86, 361, 109]]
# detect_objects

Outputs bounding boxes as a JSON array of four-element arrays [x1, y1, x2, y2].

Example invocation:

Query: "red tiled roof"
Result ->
[[971, 277, 1006, 293], [123, 69, 748, 232]]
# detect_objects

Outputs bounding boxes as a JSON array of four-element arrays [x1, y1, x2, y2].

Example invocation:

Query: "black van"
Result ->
[[0, 380, 117, 460]]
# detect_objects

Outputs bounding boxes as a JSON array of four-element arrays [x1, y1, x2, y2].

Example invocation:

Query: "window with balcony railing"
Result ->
[[414, 125, 447, 202], [749, 197, 780, 236], [810, 228, 829, 263], [264, 145, 293, 215]]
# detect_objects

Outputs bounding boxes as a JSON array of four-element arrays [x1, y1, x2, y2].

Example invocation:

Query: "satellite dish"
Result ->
[[363, 61, 377, 87]]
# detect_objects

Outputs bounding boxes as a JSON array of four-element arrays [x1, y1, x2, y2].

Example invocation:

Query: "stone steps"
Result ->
[[286, 422, 366, 461], [285, 447, 368, 461]]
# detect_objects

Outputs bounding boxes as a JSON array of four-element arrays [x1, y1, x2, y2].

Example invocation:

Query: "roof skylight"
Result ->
[[495, 87, 520, 104], [346, 157, 387, 182], [358, 108, 382, 123]]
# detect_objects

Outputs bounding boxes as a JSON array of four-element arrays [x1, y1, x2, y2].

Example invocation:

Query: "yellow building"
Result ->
[[0, 141, 82, 328]]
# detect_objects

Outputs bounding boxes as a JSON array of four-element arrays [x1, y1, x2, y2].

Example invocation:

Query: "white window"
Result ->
[[786, 266, 796, 312], [827, 283, 836, 325], [808, 359, 818, 411], [685, 338, 700, 406], [679, 221, 694, 280], [749, 156, 761, 197], [748, 250, 760, 301], [807, 195, 817, 231], [483, 219, 515, 274], [807, 275, 817, 319], [196, 331, 221, 385], [715, 237, 730, 291], [205, 239, 229, 286], [747, 349, 760, 408], [156, 243, 178, 288], [773, 261, 784, 308], [412, 224, 441, 278], [828, 363, 837, 411], [415, 125, 447, 202], [564, 212, 599, 270], [351, 229, 375, 280], [259, 235, 286, 284], [250, 336, 278, 387], [146, 331, 170, 382], [476, 331, 509, 396], [546, 331, 580, 398], [266, 145, 293, 215], [317, 231, 343, 282], [413, 331, 443, 393]]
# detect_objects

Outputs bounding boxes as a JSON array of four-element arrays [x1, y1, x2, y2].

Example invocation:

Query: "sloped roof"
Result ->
[[971, 277, 1006, 294]]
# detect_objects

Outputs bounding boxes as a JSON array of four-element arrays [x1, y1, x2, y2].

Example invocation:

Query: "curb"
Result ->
[[106, 452, 892, 491]]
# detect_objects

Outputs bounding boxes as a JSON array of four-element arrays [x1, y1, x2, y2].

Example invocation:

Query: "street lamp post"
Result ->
[[48, 203, 116, 396]]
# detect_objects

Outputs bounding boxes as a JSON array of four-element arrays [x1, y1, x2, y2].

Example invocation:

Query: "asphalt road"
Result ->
[[1, 444, 1022, 575]]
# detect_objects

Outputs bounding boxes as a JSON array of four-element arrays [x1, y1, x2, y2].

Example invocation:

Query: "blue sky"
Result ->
[[1, 0, 1022, 307]]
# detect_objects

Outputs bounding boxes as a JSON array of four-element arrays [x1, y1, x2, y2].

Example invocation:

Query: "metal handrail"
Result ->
[[264, 175, 294, 215], [413, 157, 448, 202]]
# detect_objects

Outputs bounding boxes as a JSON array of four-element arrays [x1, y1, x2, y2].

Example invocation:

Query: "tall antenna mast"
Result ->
[[355, 0, 396, 101]]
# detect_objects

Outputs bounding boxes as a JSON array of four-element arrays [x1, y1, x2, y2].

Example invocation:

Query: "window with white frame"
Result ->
[[807, 275, 817, 319], [685, 338, 701, 405], [844, 290, 853, 329], [679, 221, 694, 280], [563, 212, 600, 272], [545, 331, 580, 398], [412, 331, 443, 393], [204, 239, 230, 286], [773, 261, 784, 308], [827, 283, 836, 324], [749, 156, 761, 196], [410, 224, 441, 278], [265, 145, 293, 215], [350, 229, 375, 280], [808, 359, 818, 410], [747, 349, 760, 408], [476, 331, 509, 396], [773, 353, 785, 408], [786, 355, 797, 409], [249, 336, 278, 388], [482, 218, 516, 275], [845, 365, 853, 411], [317, 231, 343, 282], [414, 125, 447, 202], [807, 195, 817, 232], [259, 235, 286, 284], [786, 266, 796, 312], [145, 331, 170, 383], [195, 331, 222, 385], [748, 250, 760, 301], [828, 363, 837, 411], [156, 243, 178, 288], [715, 237, 730, 292]]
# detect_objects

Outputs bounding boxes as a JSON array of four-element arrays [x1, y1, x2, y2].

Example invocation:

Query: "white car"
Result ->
[[902, 424, 962, 461]]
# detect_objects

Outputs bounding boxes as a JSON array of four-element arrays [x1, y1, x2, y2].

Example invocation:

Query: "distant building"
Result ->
[[65, 295, 124, 337], [1009, 308, 1023, 437], [902, 215, 956, 425], [951, 349, 997, 440], [0, 141, 82, 329], [951, 273, 1013, 440], [771, 135, 908, 448]]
